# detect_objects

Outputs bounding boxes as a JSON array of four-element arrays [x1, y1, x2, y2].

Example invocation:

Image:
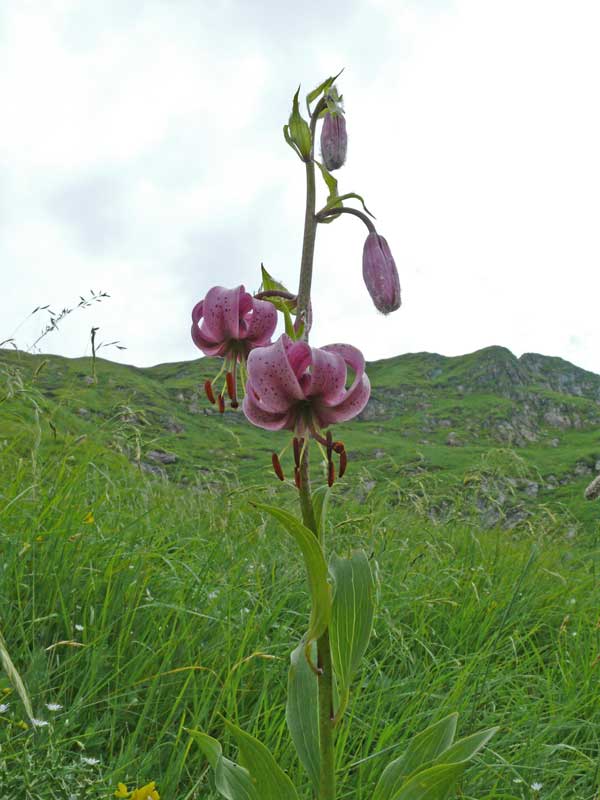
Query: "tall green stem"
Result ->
[[296, 96, 336, 800], [298, 460, 335, 800]]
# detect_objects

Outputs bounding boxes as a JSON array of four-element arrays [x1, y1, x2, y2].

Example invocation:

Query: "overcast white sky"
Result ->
[[1, 0, 599, 373]]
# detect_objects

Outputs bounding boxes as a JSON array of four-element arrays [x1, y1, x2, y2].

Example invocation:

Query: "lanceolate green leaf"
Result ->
[[187, 729, 259, 800], [315, 160, 340, 212], [321, 191, 375, 218], [254, 504, 332, 654], [286, 640, 320, 791], [305, 68, 344, 108], [373, 719, 498, 800], [224, 720, 300, 800], [429, 727, 498, 770], [390, 762, 467, 800], [372, 714, 458, 800], [329, 550, 375, 722], [311, 484, 331, 540]]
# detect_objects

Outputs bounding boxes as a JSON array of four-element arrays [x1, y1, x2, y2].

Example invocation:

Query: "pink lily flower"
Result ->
[[191, 285, 277, 409], [243, 334, 371, 484]]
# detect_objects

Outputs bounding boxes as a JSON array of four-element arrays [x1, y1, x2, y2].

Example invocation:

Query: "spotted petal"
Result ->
[[242, 387, 295, 431], [200, 285, 243, 341], [244, 297, 278, 348], [245, 335, 306, 415]]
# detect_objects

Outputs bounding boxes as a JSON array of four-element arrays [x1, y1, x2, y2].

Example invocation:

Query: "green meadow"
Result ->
[[1, 348, 599, 798]]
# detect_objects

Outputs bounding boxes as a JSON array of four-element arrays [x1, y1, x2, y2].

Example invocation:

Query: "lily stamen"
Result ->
[[272, 452, 285, 481]]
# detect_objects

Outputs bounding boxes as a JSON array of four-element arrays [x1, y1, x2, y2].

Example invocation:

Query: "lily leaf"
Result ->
[[254, 504, 331, 657], [329, 550, 375, 723], [311, 484, 331, 539], [429, 727, 498, 770], [283, 124, 303, 160], [321, 192, 375, 218], [286, 640, 320, 790], [389, 761, 468, 800], [315, 160, 340, 214], [372, 714, 458, 800], [306, 68, 344, 109], [187, 729, 259, 800], [224, 720, 299, 800], [260, 264, 296, 315]]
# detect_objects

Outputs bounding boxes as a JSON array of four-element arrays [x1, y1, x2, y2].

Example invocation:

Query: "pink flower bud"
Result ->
[[320, 112, 347, 171], [362, 232, 401, 314]]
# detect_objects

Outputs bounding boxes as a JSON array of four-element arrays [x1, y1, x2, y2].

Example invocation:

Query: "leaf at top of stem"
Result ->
[[306, 68, 344, 110]]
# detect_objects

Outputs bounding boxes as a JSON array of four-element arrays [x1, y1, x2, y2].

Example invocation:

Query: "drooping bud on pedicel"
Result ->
[[321, 112, 347, 171], [362, 232, 401, 314]]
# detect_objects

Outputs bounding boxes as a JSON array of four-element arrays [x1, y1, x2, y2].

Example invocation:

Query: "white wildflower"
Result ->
[[31, 718, 49, 727], [81, 756, 100, 765], [0, 703, 9, 713], [46, 703, 63, 711], [75, 624, 84, 631], [531, 782, 543, 791]]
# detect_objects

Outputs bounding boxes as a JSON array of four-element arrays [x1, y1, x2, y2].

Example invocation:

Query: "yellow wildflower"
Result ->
[[83, 511, 95, 524], [114, 782, 159, 800], [131, 784, 159, 800]]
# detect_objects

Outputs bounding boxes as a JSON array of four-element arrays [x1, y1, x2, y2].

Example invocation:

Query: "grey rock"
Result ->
[[164, 417, 185, 434], [140, 461, 166, 478], [446, 431, 462, 447], [147, 449, 178, 465], [543, 410, 571, 429], [584, 474, 600, 500]]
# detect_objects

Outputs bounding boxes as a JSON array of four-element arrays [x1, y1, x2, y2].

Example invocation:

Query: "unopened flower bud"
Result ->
[[362, 232, 401, 314], [320, 112, 347, 171]]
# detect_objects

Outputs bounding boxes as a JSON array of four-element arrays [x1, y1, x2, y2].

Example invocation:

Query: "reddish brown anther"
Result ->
[[294, 467, 302, 489], [272, 452, 285, 481], [339, 449, 347, 478], [293, 437, 301, 468], [328, 460, 335, 487], [226, 371, 235, 400], [204, 380, 216, 405], [326, 430, 333, 461], [333, 440, 345, 455], [217, 394, 225, 413]]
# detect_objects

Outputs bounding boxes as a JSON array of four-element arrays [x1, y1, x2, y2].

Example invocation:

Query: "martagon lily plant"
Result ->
[[187, 73, 497, 800]]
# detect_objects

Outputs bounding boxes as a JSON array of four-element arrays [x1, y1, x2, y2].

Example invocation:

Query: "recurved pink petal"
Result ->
[[242, 387, 295, 431], [245, 335, 305, 414], [191, 300, 228, 356], [322, 343, 366, 396], [314, 371, 371, 427], [244, 297, 278, 347], [285, 339, 312, 381], [201, 286, 242, 341], [303, 347, 347, 404]]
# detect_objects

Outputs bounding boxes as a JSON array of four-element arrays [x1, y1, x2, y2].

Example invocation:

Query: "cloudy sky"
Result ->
[[1, 0, 599, 373]]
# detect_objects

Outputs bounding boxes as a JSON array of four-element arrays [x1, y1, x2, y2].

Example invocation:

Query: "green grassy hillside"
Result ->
[[2, 345, 599, 534], [1, 346, 599, 798]]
